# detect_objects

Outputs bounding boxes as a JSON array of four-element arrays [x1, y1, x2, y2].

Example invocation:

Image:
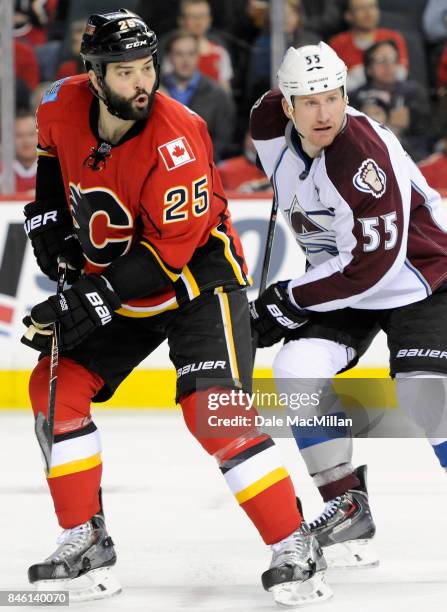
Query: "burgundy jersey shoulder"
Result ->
[[250, 89, 288, 141], [323, 112, 398, 209]]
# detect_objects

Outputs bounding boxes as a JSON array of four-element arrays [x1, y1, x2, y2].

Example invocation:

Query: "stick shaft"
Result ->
[[252, 196, 279, 359], [46, 266, 66, 440], [259, 196, 278, 295], [35, 264, 66, 476]]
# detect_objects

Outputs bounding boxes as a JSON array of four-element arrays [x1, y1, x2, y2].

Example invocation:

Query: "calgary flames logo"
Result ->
[[69, 183, 133, 267], [353, 158, 386, 198]]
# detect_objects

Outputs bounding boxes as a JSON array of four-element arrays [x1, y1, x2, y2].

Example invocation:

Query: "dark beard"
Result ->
[[102, 82, 151, 121]]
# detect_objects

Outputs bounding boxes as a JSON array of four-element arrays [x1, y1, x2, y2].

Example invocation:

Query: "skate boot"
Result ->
[[262, 523, 333, 607], [309, 465, 379, 569], [28, 514, 121, 602]]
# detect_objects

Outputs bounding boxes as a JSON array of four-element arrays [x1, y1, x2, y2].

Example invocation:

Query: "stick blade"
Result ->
[[35, 411, 52, 476]]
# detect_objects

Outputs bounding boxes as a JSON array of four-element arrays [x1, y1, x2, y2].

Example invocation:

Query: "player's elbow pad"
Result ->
[[101, 243, 173, 302]]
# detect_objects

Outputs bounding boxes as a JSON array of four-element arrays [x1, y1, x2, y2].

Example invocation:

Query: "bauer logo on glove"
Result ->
[[250, 281, 309, 348], [23, 199, 85, 284], [24, 210, 58, 234], [21, 275, 121, 353]]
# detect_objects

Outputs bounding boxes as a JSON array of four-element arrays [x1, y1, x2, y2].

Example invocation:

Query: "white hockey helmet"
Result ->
[[277, 42, 347, 107]]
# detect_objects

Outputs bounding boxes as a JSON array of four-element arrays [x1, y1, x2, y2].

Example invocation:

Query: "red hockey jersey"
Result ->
[[36, 75, 249, 316]]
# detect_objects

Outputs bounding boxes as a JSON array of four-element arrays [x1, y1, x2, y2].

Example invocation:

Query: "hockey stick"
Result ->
[[252, 195, 279, 358], [35, 261, 67, 477]]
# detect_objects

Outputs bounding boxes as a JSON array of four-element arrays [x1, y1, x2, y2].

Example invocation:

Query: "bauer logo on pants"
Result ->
[[158, 137, 195, 171]]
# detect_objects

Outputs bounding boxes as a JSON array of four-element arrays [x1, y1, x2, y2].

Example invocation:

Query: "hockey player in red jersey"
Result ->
[[250, 42, 447, 569], [21, 10, 332, 606]]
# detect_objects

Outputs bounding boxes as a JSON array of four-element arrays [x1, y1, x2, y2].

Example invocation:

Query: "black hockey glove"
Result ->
[[24, 199, 85, 284], [21, 275, 121, 352], [249, 281, 309, 348]]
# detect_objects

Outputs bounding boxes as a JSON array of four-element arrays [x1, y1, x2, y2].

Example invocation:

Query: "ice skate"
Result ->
[[262, 523, 333, 607], [309, 465, 379, 569], [28, 514, 121, 602]]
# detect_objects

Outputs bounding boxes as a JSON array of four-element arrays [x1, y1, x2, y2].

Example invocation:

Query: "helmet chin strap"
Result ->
[[288, 105, 306, 139], [88, 79, 116, 115]]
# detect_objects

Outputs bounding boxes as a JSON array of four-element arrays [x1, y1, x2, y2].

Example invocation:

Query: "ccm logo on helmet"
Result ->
[[125, 40, 148, 49], [86, 292, 112, 325]]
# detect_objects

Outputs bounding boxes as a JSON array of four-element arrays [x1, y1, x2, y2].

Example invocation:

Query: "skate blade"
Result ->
[[270, 572, 333, 608], [35, 567, 122, 602], [325, 539, 380, 569]]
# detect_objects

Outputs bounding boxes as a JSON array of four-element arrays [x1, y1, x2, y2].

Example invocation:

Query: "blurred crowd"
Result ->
[[5, 0, 447, 195]]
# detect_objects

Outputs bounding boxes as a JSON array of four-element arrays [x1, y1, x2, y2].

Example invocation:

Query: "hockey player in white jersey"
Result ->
[[250, 41, 447, 568]]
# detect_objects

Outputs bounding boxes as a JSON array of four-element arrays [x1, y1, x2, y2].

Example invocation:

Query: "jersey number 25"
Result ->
[[163, 176, 209, 224]]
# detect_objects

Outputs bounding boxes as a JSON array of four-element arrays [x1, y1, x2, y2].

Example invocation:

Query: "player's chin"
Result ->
[[131, 103, 151, 120], [312, 129, 335, 144]]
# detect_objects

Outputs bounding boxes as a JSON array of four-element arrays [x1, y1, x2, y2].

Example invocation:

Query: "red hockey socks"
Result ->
[[180, 388, 301, 544], [29, 357, 104, 527]]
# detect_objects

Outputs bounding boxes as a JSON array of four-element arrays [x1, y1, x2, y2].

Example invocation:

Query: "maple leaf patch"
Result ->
[[158, 137, 195, 170], [172, 144, 185, 158]]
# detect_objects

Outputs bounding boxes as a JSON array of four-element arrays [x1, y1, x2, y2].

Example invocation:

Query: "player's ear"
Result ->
[[281, 97, 294, 120], [88, 69, 100, 93]]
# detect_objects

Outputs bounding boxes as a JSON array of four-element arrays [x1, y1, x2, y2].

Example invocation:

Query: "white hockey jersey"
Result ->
[[250, 89, 447, 312]]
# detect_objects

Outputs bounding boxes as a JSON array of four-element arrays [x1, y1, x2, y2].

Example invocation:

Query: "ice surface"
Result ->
[[1, 410, 446, 611]]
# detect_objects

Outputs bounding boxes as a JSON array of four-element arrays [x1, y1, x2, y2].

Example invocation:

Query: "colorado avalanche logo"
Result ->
[[286, 196, 337, 256], [353, 159, 386, 198]]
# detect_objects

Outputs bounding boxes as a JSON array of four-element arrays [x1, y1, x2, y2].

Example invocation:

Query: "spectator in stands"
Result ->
[[358, 94, 390, 125], [418, 134, 447, 194], [429, 85, 447, 147], [136, 0, 231, 38], [218, 131, 271, 193], [302, 0, 345, 39], [55, 18, 86, 79], [177, 0, 234, 91], [161, 30, 235, 161], [437, 44, 447, 93], [423, 0, 447, 45], [247, 0, 319, 105], [350, 40, 430, 160], [10, 110, 37, 194], [15, 79, 32, 112], [13, 38, 40, 91], [423, 0, 447, 91], [0, 37, 33, 108], [14, 0, 58, 46], [329, 0, 409, 91], [247, 0, 269, 30]]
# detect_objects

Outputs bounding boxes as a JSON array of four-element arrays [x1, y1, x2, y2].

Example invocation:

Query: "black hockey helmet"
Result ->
[[80, 8, 158, 80], [80, 9, 159, 119]]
